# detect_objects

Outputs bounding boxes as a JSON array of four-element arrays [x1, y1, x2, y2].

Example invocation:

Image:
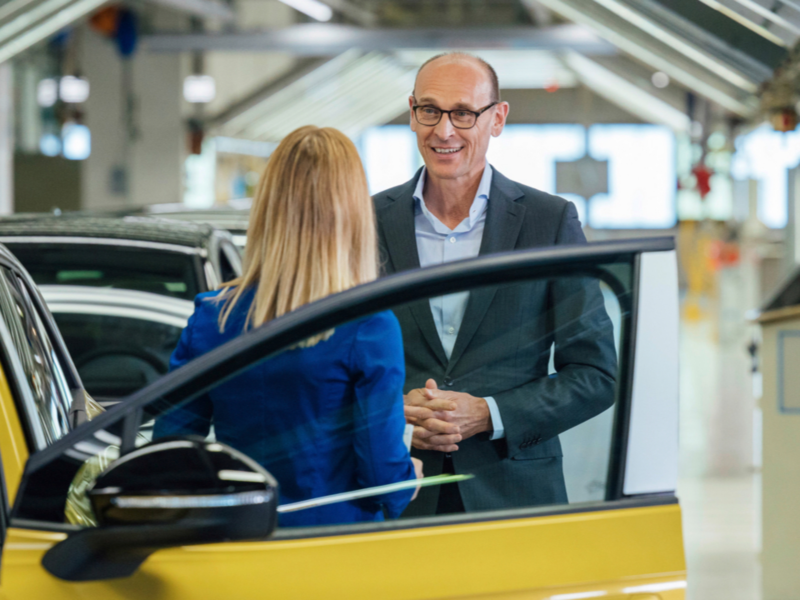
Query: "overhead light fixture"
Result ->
[[183, 75, 216, 103], [37, 78, 57, 107], [39, 133, 61, 157], [278, 0, 333, 22], [651, 71, 669, 89], [62, 123, 91, 160], [59, 75, 89, 103]]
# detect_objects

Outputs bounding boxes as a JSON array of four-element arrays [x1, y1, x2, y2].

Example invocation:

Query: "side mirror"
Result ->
[[43, 438, 278, 581]]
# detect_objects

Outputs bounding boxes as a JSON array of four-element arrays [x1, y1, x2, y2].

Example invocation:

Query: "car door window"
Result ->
[[0, 268, 71, 449], [218, 241, 241, 284], [51, 312, 184, 402], [13, 248, 639, 528]]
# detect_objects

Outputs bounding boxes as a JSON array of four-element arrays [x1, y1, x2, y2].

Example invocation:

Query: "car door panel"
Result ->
[[4, 503, 683, 600], [0, 367, 28, 506], [0, 239, 685, 599]]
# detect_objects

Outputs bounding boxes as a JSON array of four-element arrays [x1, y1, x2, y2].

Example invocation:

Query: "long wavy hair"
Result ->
[[217, 125, 377, 345]]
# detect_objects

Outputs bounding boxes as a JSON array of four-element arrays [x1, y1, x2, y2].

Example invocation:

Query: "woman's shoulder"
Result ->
[[350, 310, 401, 347], [354, 310, 399, 332], [190, 288, 253, 330]]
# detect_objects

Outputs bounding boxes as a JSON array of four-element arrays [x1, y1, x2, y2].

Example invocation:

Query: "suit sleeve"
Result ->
[[351, 312, 416, 518], [153, 301, 213, 439], [490, 201, 617, 456]]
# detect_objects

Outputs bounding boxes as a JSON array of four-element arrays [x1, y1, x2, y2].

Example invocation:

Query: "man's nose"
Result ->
[[433, 112, 456, 139]]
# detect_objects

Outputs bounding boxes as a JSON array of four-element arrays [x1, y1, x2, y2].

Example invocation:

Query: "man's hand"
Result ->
[[403, 379, 492, 452]]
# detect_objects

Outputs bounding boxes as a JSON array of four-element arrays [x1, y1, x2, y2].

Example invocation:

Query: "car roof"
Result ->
[[0, 215, 221, 249]]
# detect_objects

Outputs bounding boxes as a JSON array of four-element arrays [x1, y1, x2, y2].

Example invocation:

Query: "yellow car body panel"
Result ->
[[0, 366, 28, 506], [3, 503, 685, 600]]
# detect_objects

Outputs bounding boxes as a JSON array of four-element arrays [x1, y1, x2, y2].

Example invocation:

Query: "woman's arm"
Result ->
[[351, 311, 417, 518], [153, 304, 213, 439]]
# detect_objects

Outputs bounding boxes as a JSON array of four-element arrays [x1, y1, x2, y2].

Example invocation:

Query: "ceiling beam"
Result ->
[[143, 0, 235, 22], [525, 0, 759, 116], [142, 23, 617, 55], [562, 51, 691, 131], [206, 57, 331, 129], [320, 0, 376, 27]]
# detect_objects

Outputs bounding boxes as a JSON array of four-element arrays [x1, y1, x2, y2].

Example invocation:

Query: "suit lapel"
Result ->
[[446, 170, 526, 374], [378, 169, 449, 368]]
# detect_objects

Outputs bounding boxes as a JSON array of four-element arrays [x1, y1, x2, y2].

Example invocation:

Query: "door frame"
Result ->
[[12, 237, 676, 537]]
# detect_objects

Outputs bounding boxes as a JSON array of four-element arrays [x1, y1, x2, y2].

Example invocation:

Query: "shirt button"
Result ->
[[447, 326, 455, 335], [449, 237, 456, 243]]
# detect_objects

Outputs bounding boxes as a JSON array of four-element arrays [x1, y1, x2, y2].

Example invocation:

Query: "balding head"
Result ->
[[414, 53, 500, 104]]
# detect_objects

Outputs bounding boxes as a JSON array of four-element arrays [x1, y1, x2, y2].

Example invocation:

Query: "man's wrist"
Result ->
[[480, 397, 492, 432], [483, 396, 505, 440]]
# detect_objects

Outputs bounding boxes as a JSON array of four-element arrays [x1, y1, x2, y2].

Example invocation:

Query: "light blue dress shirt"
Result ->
[[413, 164, 505, 440]]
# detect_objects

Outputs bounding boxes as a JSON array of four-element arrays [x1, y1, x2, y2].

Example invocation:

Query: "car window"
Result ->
[[0, 268, 72, 448], [15, 256, 632, 527], [5, 243, 200, 300], [218, 243, 238, 284], [51, 312, 184, 402]]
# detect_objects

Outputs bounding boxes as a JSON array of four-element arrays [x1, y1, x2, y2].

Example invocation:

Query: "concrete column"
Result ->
[[0, 63, 13, 215], [81, 24, 184, 210]]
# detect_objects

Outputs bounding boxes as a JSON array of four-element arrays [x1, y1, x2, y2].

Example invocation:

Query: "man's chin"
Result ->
[[424, 163, 467, 181]]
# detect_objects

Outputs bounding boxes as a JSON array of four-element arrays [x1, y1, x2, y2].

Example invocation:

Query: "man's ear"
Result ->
[[409, 95, 417, 132], [492, 102, 510, 137]]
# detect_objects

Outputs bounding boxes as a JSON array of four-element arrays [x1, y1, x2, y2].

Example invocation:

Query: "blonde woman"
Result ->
[[154, 126, 422, 526]]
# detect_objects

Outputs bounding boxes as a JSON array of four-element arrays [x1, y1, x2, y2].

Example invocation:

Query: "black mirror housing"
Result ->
[[43, 438, 279, 581]]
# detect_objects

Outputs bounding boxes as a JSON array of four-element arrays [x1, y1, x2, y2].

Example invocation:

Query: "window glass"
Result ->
[[6, 244, 200, 300], [51, 313, 183, 402], [15, 260, 632, 528], [218, 244, 238, 284], [0, 268, 71, 447]]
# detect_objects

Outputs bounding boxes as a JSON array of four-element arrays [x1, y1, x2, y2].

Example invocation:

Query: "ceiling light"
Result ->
[[39, 133, 61, 156], [278, 0, 333, 22], [59, 75, 89, 103], [183, 75, 216, 103], [651, 71, 669, 88], [37, 78, 57, 107], [62, 123, 91, 160]]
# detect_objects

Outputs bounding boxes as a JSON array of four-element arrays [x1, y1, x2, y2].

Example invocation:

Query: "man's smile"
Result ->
[[432, 147, 464, 154]]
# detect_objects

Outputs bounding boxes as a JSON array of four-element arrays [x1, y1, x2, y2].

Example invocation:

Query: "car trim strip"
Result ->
[[0, 236, 208, 257]]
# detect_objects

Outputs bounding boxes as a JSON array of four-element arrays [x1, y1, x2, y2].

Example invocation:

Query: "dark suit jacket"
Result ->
[[373, 167, 617, 515]]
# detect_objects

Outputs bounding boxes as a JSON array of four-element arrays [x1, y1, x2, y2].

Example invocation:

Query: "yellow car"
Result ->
[[0, 237, 685, 599]]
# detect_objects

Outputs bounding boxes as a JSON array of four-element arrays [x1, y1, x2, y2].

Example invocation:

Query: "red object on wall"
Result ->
[[692, 164, 713, 198]]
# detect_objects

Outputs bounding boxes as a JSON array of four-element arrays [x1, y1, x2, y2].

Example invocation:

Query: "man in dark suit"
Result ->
[[373, 53, 617, 516]]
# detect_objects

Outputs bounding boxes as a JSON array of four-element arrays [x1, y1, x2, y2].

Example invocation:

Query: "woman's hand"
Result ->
[[410, 457, 424, 501]]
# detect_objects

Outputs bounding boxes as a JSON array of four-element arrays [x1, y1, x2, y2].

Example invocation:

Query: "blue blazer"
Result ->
[[154, 288, 416, 527]]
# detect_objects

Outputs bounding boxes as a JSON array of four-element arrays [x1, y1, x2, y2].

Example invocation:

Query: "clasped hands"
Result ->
[[404, 379, 492, 452]]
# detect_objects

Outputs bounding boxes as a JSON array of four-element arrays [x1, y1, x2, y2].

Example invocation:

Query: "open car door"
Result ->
[[1, 238, 685, 600]]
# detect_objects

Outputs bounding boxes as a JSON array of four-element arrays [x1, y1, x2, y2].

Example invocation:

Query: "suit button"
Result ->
[[443, 377, 454, 387]]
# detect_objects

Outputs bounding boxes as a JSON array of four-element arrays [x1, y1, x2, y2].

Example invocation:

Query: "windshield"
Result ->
[[5, 243, 201, 300]]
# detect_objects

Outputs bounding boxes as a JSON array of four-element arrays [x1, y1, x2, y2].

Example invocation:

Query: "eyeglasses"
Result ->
[[412, 102, 498, 130]]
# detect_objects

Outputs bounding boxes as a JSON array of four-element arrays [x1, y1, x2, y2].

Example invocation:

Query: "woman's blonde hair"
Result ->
[[218, 125, 377, 343]]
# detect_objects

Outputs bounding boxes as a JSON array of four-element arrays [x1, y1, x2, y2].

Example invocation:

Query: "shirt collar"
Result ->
[[413, 164, 493, 231]]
